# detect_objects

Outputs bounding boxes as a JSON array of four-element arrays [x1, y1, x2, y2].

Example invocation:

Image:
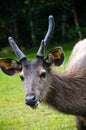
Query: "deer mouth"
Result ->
[[27, 101, 40, 109], [32, 101, 40, 109]]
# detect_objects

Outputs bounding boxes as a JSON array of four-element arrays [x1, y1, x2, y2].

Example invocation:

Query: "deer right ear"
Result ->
[[0, 58, 22, 76], [45, 47, 65, 66]]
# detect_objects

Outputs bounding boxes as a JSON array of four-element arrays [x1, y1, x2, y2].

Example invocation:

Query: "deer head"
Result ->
[[0, 15, 64, 108]]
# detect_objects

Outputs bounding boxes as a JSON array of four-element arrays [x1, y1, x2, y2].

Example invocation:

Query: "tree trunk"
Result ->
[[62, 13, 67, 42], [73, 7, 82, 39], [27, 0, 36, 47]]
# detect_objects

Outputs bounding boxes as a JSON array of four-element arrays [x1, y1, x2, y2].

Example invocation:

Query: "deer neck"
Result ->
[[45, 69, 86, 116]]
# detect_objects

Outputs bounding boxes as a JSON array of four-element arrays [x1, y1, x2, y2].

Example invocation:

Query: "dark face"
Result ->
[[20, 58, 49, 108]]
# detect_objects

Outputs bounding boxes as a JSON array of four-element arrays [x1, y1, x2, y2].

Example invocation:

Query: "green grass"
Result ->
[[0, 42, 77, 130]]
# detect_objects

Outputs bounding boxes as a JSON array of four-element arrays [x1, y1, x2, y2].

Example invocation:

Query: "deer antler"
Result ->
[[8, 37, 26, 61], [36, 15, 55, 57], [8, 16, 54, 60]]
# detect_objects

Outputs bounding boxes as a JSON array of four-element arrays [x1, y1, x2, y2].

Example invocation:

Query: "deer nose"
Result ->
[[25, 95, 37, 108]]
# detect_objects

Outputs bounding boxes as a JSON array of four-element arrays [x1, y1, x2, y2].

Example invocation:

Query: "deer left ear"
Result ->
[[45, 47, 64, 66], [0, 58, 22, 75]]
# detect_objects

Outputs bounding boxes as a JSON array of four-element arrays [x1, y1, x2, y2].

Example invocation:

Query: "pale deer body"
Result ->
[[0, 16, 86, 130], [67, 39, 86, 72]]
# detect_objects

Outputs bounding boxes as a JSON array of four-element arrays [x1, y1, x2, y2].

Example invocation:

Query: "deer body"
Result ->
[[0, 16, 86, 130], [67, 39, 86, 72]]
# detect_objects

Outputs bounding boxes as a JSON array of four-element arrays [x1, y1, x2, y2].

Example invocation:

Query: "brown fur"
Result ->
[[46, 68, 86, 115], [45, 39, 86, 130]]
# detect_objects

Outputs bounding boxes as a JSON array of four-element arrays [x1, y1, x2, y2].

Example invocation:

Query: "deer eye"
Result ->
[[39, 70, 47, 79], [20, 75, 24, 81]]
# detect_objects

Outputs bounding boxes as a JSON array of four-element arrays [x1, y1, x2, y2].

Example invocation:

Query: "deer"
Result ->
[[0, 15, 86, 130]]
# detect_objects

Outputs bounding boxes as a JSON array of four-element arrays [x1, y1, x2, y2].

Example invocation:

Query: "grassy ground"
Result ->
[[0, 42, 77, 130]]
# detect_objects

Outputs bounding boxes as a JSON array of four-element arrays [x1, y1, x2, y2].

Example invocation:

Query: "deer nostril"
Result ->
[[25, 95, 37, 107]]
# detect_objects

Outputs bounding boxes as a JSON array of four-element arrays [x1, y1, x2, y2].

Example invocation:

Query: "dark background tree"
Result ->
[[0, 0, 86, 49]]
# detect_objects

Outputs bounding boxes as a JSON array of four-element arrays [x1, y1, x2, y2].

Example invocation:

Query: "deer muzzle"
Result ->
[[25, 95, 39, 108]]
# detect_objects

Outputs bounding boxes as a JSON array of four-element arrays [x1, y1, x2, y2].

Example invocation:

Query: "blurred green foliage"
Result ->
[[0, 0, 86, 49]]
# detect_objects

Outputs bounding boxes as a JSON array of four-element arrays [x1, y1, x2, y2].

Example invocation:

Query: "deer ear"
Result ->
[[0, 58, 22, 75], [45, 47, 64, 66]]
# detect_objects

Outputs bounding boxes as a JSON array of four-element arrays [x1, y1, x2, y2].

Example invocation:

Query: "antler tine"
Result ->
[[8, 37, 26, 61], [44, 15, 55, 47], [36, 15, 55, 57]]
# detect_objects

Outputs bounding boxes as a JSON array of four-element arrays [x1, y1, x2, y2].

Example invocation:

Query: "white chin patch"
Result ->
[[32, 101, 40, 109]]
